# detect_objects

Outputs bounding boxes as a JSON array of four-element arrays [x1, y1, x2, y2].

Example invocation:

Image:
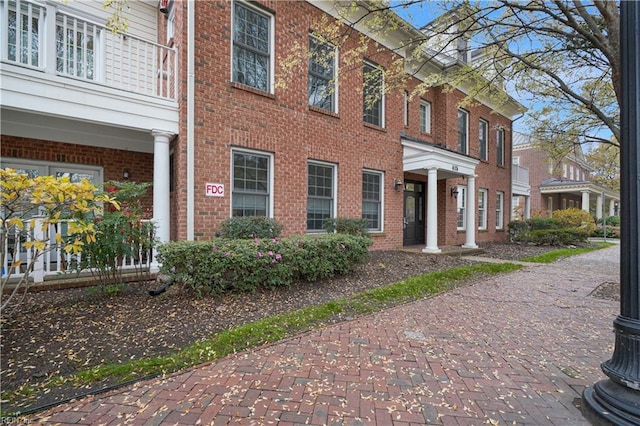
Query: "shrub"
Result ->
[[323, 218, 370, 236], [527, 217, 564, 230], [157, 234, 372, 296], [528, 228, 589, 245], [507, 220, 529, 242], [591, 227, 620, 238], [217, 217, 283, 239], [597, 215, 620, 226], [553, 208, 596, 234]]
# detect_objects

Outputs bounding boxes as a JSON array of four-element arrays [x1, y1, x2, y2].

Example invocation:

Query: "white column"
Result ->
[[610, 199, 616, 217], [581, 190, 591, 213], [524, 196, 531, 219], [151, 130, 173, 271], [463, 175, 478, 248], [423, 168, 441, 254], [596, 194, 604, 220]]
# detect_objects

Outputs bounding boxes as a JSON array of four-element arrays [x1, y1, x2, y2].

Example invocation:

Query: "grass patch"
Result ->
[[521, 242, 615, 263], [4, 262, 521, 412]]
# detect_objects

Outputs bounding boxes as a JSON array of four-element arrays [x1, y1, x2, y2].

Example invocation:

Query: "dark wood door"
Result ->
[[403, 181, 425, 246]]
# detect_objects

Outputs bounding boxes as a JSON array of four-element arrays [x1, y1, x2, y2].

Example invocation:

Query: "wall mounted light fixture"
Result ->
[[451, 187, 459, 198], [394, 178, 403, 192], [123, 169, 130, 180]]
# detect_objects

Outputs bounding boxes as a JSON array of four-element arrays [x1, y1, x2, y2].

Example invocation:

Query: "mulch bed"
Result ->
[[0, 243, 610, 414]]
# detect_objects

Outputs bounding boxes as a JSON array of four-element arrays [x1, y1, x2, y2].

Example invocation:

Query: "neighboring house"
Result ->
[[512, 132, 620, 220], [1, 0, 522, 281]]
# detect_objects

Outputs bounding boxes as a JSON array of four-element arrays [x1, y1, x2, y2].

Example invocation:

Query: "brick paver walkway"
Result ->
[[33, 246, 620, 425]]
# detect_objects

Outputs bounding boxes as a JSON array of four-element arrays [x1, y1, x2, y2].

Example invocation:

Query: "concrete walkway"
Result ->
[[33, 246, 620, 425]]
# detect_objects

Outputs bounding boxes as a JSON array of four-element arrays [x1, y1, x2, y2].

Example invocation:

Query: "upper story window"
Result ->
[[362, 170, 383, 232], [56, 16, 99, 80], [308, 35, 336, 112], [307, 161, 336, 232], [457, 109, 469, 155], [457, 37, 469, 63], [496, 128, 505, 166], [420, 100, 431, 134], [232, 2, 272, 92], [570, 165, 574, 180], [7, 1, 42, 67], [232, 149, 272, 217], [363, 61, 384, 127], [166, 0, 175, 42], [563, 163, 568, 178], [479, 119, 488, 161], [403, 90, 409, 126]]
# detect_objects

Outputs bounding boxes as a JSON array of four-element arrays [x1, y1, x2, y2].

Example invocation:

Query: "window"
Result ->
[[496, 128, 505, 166], [570, 165, 574, 180], [457, 109, 469, 155], [56, 16, 99, 80], [479, 119, 488, 161], [547, 196, 553, 215], [496, 191, 504, 229], [232, 2, 272, 92], [308, 35, 336, 112], [478, 189, 488, 230], [7, 1, 42, 67], [420, 101, 431, 134], [563, 163, 568, 178], [512, 156, 520, 166], [166, 0, 175, 42], [362, 170, 383, 232], [307, 161, 336, 231], [363, 62, 384, 127], [456, 185, 467, 230], [562, 198, 567, 209], [457, 37, 469, 63], [232, 150, 271, 217], [403, 90, 409, 126]]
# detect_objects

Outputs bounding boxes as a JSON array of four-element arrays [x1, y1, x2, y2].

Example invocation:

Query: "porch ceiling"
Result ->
[[1, 108, 155, 154], [402, 138, 479, 179]]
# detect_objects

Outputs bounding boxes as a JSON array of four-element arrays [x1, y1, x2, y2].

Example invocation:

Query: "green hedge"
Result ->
[[157, 234, 372, 296], [508, 218, 588, 245], [323, 217, 370, 236], [217, 216, 283, 239]]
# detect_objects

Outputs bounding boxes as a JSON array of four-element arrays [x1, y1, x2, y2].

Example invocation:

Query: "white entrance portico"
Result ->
[[402, 137, 480, 253]]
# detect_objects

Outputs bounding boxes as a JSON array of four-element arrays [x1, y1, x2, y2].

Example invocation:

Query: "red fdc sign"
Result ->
[[205, 183, 225, 197]]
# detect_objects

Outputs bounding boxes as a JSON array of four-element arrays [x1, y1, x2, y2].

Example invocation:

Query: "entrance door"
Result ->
[[403, 181, 425, 246]]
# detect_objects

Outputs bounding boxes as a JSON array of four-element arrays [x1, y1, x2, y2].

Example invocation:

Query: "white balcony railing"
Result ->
[[2, 218, 154, 283], [1, 0, 177, 100], [512, 164, 530, 186]]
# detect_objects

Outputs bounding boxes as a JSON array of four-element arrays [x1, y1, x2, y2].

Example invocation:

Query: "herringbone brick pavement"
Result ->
[[32, 246, 619, 425]]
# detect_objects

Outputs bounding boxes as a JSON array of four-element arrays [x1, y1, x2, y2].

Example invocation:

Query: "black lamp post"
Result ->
[[581, 1, 640, 424]]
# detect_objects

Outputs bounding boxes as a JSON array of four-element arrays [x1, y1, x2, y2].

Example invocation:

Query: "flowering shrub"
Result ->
[[552, 208, 596, 234], [157, 234, 372, 296]]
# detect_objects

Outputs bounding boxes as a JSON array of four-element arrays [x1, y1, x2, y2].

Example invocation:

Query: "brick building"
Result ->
[[512, 132, 619, 219], [1, 0, 522, 271]]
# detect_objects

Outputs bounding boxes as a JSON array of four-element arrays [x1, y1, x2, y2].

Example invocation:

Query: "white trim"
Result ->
[[363, 60, 385, 128], [230, 148, 275, 218], [457, 108, 469, 155], [479, 118, 488, 161], [457, 185, 467, 230], [420, 100, 431, 134], [478, 188, 487, 230], [496, 190, 504, 229]]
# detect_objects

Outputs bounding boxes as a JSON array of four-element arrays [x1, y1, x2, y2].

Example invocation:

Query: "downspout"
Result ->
[[187, 0, 195, 240]]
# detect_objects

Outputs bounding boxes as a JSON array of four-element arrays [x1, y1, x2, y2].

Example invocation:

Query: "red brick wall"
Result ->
[[0, 136, 154, 214], [164, 0, 514, 249]]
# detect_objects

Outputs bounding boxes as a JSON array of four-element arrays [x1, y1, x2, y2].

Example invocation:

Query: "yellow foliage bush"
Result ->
[[552, 208, 596, 234]]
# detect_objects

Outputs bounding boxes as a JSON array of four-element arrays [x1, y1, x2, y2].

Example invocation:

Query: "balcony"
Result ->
[[1, 0, 179, 135], [512, 164, 531, 196]]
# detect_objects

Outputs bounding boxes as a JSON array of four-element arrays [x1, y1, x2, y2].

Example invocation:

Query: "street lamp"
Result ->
[[581, 2, 640, 424]]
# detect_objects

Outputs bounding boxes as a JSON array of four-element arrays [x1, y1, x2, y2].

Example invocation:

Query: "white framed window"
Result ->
[[548, 161, 554, 175], [231, 149, 273, 217], [563, 163, 568, 178], [6, 0, 44, 68], [166, 0, 175, 42], [478, 188, 488, 230], [479, 119, 488, 161], [562, 198, 567, 209], [570, 165, 574, 180], [547, 196, 553, 215], [307, 161, 337, 232], [308, 34, 337, 112], [512, 156, 520, 166], [456, 185, 467, 230], [496, 191, 504, 229], [496, 128, 505, 166], [457, 109, 469, 155], [1, 158, 102, 184], [362, 170, 383, 232], [420, 100, 432, 134], [232, 1, 273, 92], [403, 90, 409, 126], [56, 14, 102, 80], [363, 61, 384, 127]]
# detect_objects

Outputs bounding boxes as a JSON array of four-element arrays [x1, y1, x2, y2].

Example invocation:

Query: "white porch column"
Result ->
[[151, 130, 172, 271], [581, 190, 591, 213], [463, 175, 478, 248], [610, 199, 616, 217], [423, 168, 441, 254], [596, 194, 604, 220], [524, 196, 531, 219]]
